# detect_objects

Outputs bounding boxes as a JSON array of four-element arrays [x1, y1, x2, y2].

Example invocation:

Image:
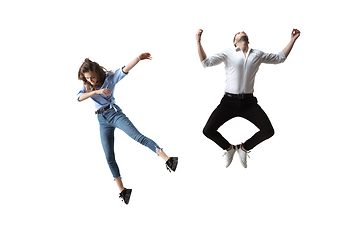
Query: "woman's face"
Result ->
[[84, 71, 98, 86]]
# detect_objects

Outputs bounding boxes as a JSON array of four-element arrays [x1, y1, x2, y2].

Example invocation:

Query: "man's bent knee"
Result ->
[[266, 127, 275, 139], [203, 126, 214, 139]]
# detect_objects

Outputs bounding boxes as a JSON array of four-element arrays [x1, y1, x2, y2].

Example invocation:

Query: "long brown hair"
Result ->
[[78, 58, 110, 92]]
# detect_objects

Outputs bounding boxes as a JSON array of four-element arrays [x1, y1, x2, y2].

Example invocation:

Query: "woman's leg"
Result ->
[[98, 114, 128, 193], [99, 122, 121, 179], [109, 110, 162, 155], [157, 148, 170, 161], [103, 106, 178, 172], [115, 177, 124, 192]]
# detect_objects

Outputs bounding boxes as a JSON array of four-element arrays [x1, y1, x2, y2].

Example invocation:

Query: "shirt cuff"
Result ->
[[76, 92, 84, 101], [121, 66, 129, 74], [279, 51, 286, 59], [201, 58, 209, 68]]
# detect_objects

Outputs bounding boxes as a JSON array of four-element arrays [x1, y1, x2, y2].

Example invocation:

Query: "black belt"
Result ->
[[225, 92, 253, 99], [95, 105, 111, 114]]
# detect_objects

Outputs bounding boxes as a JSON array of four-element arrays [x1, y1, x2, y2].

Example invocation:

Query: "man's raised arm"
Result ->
[[282, 29, 301, 58], [196, 29, 207, 62]]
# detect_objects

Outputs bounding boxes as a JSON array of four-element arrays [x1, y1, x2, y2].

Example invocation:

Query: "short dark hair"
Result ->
[[233, 32, 240, 47]]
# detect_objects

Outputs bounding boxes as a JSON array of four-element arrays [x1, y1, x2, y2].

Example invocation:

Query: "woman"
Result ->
[[77, 53, 178, 204]]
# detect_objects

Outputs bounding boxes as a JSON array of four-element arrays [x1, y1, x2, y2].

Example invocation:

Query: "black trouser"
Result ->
[[203, 94, 274, 151]]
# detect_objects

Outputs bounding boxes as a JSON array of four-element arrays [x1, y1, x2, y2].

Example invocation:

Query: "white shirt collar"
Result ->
[[235, 46, 252, 53]]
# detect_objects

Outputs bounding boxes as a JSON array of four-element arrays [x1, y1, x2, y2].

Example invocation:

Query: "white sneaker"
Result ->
[[223, 145, 236, 168], [236, 144, 250, 168]]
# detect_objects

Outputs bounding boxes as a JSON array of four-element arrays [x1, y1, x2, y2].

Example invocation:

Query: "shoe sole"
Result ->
[[239, 153, 247, 168], [240, 160, 247, 168], [166, 157, 178, 172], [126, 189, 132, 204], [225, 158, 233, 168], [236, 150, 247, 168], [225, 146, 237, 168], [238, 144, 248, 169], [171, 157, 178, 171], [123, 189, 132, 204]]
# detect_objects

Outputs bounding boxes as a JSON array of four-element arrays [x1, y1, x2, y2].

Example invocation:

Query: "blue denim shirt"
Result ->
[[77, 67, 128, 110]]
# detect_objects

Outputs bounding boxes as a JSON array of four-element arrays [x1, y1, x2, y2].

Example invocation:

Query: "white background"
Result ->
[[1, 0, 359, 239]]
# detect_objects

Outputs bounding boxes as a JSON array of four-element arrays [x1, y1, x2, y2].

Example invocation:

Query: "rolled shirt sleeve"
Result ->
[[201, 50, 228, 68], [259, 50, 287, 64], [76, 86, 86, 101], [113, 66, 129, 84]]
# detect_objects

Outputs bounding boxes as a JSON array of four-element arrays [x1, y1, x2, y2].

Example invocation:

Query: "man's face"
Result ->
[[234, 31, 249, 45]]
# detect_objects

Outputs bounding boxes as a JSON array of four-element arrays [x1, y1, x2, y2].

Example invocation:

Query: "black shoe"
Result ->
[[119, 188, 132, 204], [165, 157, 178, 172]]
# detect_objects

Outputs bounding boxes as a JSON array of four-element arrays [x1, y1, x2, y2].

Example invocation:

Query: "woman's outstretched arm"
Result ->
[[122, 52, 152, 74]]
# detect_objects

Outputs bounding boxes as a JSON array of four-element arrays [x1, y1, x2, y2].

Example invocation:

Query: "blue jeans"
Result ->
[[97, 105, 161, 178]]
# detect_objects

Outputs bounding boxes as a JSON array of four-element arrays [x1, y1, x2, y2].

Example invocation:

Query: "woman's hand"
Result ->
[[138, 52, 152, 60], [123, 53, 152, 73], [96, 88, 111, 97]]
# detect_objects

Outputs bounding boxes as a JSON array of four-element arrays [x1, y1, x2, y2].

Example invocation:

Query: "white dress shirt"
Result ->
[[202, 47, 287, 94]]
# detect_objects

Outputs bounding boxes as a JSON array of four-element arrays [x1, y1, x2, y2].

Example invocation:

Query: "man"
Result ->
[[196, 28, 300, 168]]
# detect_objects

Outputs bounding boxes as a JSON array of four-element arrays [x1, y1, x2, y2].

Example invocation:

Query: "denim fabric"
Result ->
[[97, 105, 160, 178]]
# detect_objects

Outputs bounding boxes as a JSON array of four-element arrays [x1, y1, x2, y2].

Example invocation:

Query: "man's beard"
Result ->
[[240, 35, 249, 43]]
